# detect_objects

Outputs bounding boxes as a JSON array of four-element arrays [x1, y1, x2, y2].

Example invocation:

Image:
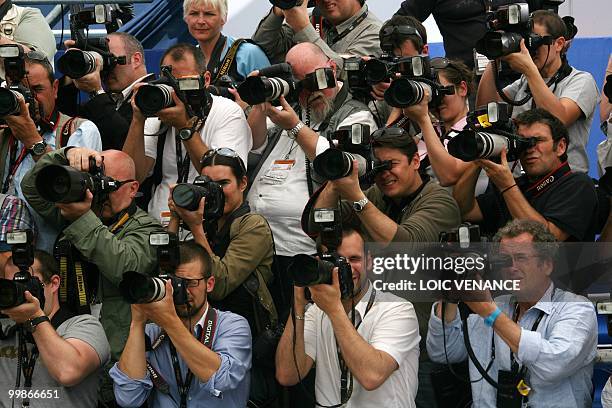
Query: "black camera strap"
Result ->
[[327, 9, 368, 46], [519, 161, 571, 201], [175, 137, 191, 184], [336, 287, 376, 404], [15, 326, 38, 408], [207, 35, 228, 81], [2, 132, 28, 194], [168, 306, 218, 408]]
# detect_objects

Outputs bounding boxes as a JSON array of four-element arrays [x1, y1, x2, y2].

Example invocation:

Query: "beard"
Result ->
[[175, 298, 206, 318], [302, 91, 335, 124]]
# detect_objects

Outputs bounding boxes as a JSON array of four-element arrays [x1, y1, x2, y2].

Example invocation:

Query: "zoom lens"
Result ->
[[57, 49, 100, 79], [0, 88, 21, 116], [384, 79, 431, 108], [118, 272, 167, 304], [135, 84, 174, 116], [288, 254, 334, 287], [237, 76, 292, 105], [475, 32, 523, 59], [447, 130, 509, 161], [172, 184, 207, 211]]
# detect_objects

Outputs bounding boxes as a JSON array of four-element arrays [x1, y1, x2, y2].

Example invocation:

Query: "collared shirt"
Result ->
[[426, 284, 598, 407], [303, 283, 421, 408], [110, 308, 252, 408], [0, 193, 34, 251], [2, 119, 101, 252]]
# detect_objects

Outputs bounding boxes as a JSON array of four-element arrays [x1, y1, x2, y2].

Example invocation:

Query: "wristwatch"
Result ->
[[25, 315, 50, 333], [89, 89, 105, 98], [178, 127, 194, 141], [179, 117, 203, 141], [28, 140, 47, 156], [352, 196, 369, 212], [287, 121, 305, 140]]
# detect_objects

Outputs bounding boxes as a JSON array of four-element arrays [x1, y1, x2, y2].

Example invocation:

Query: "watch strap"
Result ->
[[287, 121, 305, 140], [353, 196, 369, 212], [28, 315, 50, 332]]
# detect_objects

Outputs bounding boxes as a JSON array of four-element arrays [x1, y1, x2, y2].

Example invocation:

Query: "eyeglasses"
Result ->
[[200, 147, 247, 175], [182, 277, 207, 288], [500, 253, 541, 266]]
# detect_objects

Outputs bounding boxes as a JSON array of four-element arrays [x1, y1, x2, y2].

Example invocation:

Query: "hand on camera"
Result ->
[[475, 149, 515, 193], [282, 0, 310, 32], [265, 96, 300, 130], [501, 39, 537, 76], [371, 81, 390, 101], [401, 90, 431, 125], [56, 190, 93, 221], [71, 54, 103, 93], [130, 83, 146, 122], [66, 147, 103, 172], [327, 159, 363, 202], [168, 191, 205, 230], [137, 280, 178, 327], [309, 268, 344, 316], [0, 291, 44, 324], [130, 303, 148, 326], [4, 98, 39, 145], [157, 91, 190, 130]]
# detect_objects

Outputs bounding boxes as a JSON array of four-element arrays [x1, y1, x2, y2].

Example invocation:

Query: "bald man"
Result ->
[[20, 146, 162, 404], [247, 42, 377, 314]]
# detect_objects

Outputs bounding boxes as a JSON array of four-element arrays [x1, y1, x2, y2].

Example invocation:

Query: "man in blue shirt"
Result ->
[[109, 241, 252, 408], [426, 219, 597, 407], [183, 0, 270, 82]]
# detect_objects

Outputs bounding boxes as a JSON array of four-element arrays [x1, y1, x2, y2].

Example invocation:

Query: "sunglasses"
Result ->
[[200, 147, 247, 175]]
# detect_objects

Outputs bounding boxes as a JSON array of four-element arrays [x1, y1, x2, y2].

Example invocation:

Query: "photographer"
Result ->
[[110, 241, 252, 408], [184, 0, 270, 82], [168, 148, 277, 406], [0, 250, 110, 407], [426, 219, 597, 407], [246, 42, 376, 313], [453, 108, 598, 241], [253, 0, 382, 74], [0, 53, 102, 252], [20, 147, 161, 405], [402, 58, 489, 194], [62, 32, 152, 151], [0, 193, 35, 272], [275, 226, 420, 406], [122, 43, 252, 223], [477, 10, 599, 173], [0, 0, 55, 67]]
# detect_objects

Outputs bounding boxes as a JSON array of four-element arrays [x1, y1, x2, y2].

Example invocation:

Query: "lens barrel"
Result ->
[[289, 254, 334, 287], [35, 165, 93, 203], [384, 79, 431, 108], [172, 183, 207, 211], [57, 49, 99, 79], [0, 88, 21, 116], [447, 130, 510, 161], [119, 272, 167, 304], [237, 76, 292, 105], [476, 32, 523, 59], [135, 84, 174, 116]]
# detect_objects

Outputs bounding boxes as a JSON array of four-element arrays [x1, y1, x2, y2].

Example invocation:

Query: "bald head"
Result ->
[[286, 43, 329, 72], [101, 150, 136, 181]]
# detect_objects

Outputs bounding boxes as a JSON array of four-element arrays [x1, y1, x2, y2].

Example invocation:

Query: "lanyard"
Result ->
[[327, 10, 368, 45], [16, 327, 39, 408], [520, 161, 571, 201], [336, 287, 376, 404], [2, 134, 28, 194], [169, 307, 218, 408], [207, 35, 228, 81], [175, 136, 191, 184]]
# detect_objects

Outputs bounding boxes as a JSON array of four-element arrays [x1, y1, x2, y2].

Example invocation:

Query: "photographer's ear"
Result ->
[[203, 71, 211, 87], [239, 175, 248, 193], [132, 51, 144, 69], [206, 275, 215, 293], [48, 274, 60, 293]]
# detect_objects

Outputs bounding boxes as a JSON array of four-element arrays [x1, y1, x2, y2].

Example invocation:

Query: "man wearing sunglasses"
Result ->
[[110, 242, 252, 408], [477, 10, 598, 174], [253, 0, 381, 75], [20, 146, 162, 406], [0, 54, 102, 253]]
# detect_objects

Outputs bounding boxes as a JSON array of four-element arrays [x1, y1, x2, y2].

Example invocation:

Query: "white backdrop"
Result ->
[[224, 0, 611, 43]]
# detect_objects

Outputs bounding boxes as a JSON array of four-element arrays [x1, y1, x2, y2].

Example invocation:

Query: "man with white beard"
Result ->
[[246, 42, 377, 315]]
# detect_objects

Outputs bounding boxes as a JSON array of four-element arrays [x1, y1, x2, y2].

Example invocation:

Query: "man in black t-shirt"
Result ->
[[453, 108, 598, 241]]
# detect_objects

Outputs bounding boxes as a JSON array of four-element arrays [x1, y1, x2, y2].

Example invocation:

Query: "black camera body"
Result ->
[[604, 74, 612, 104], [364, 54, 430, 85], [0, 44, 38, 119], [447, 102, 537, 162], [35, 156, 122, 204], [344, 57, 371, 101], [289, 253, 354, 300], [269, 0, 316, 10], [56, 4, 128, 79], [172, 175, 225, 221], [208, 75, 238, 101], [0, 230, 45, 310]]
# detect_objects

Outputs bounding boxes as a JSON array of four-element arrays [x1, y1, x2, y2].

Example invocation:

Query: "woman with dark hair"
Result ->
[[167, 147, 278, 406], [403, 58, 488, 194]]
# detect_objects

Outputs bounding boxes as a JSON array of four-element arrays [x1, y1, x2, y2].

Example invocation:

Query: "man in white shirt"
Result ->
[[123, 43, 252, 223], [275, 226, 420, 408]]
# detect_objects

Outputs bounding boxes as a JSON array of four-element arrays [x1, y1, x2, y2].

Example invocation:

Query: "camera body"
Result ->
[[447, 102, 537, 162], [269, 0, 316, 10], [35, 156, 122, 204], [344, 57, 371, 101], [172, 175, 225, 221], [134, 66, 211, 118], [476, 2, 559, 59], [0, 44, 37, 119], [56, 4, 128, 79], [289, 253, 354, 300], [208, 75, 238, 101], [0, 230, 45, 310], [118, 232, 189, 305]]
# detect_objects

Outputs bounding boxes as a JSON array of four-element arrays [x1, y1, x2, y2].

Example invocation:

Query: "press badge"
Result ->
[[261, 160, 295, 185]]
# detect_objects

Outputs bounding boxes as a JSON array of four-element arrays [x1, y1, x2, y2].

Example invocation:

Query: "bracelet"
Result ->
[[483, 307, 502, 327], [501, 183, 517, 195], [294, 314, 305, 321]]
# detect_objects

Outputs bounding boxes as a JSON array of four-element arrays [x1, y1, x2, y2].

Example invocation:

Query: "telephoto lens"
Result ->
[[289, 254, 335, 287], [134, 84, 174, 116], [448, 130, 510, 161], [57, 49, 100, 79], [384, 78, 431, 108], [312, 148, 369, 180], [0, 88, 21, 116], [119, 272, 188, 304], [475, 32, 523, 59], [364, 59, 391, 84], [237, 76, 293, 105]]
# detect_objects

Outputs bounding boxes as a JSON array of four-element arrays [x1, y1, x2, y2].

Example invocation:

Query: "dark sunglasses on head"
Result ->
[[200, 147, 247, 175], [381, 25, 422, 41]]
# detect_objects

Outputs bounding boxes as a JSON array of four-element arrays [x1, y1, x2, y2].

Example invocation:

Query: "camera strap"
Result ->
[[336, 287, 376, 403], [16, 326, 38, 408], [175, 137, 191, 184], [2, 133, 27, 194], [207, 35, 228, 81], [520, 161, 571, 201], [168, 307, 218, 408], [215, 38, 255, 82], [327, 9, 368, 46]]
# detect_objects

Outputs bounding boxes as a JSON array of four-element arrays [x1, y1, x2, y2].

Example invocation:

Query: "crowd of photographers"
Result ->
[[0, 0, 611, 407]]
